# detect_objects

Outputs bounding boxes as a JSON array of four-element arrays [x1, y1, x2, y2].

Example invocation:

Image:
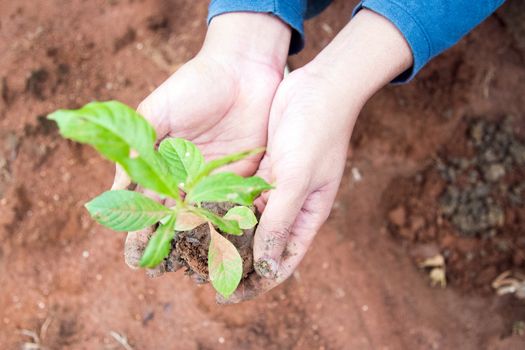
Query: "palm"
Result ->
[[140, 55, 282, 176], [120, 54, 284, 273]]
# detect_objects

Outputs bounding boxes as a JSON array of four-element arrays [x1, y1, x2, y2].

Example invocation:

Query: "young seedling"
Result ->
[[48, 101, 272, 298]]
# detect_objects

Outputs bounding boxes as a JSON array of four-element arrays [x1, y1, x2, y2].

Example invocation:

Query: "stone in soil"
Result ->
[[384, 116, 525, 293]]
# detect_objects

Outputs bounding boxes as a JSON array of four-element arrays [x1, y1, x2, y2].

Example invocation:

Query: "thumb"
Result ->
[[253, 178, 308, 279], [111, 164, 131, 190]]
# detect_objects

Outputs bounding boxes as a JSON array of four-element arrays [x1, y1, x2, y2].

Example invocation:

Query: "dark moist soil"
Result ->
[[169, 202, 255, 282], [383, 116, 525, 294]]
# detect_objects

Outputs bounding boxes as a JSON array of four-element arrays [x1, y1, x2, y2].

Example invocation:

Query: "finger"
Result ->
[[219, 188, 337, 304], [216, 273, 277, 304], [124, 226, 153, 269], [111, 164, 131, 190], [253, 193, 268, 214], [192, 274, 208, 285], [253, 178, 308, 279], [124, 189, 166, 276], [136, 93, 171, 140], [272, 186, 338, 282], [146, 262, 167, 278], [253, 155, 272, 212], [217, 152, 263, 178]]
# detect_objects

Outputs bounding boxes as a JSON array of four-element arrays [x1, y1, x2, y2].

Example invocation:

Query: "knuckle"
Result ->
[[277, 171, 310, 193], [258, 221, 291, 245]]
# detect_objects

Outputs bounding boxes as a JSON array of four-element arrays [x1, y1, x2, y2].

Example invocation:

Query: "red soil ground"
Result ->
[[0, 1, 524, 349]]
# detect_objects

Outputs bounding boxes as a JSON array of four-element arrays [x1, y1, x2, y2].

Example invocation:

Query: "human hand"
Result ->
[[114, 12, 291, 276], [222, 9, 413, 302]]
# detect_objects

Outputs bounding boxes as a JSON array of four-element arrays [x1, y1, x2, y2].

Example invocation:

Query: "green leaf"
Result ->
[[223, 206, 257, 229], [189, 147, 265, 187], [49, 100, 156, 156], [158, 138, 204, 186], [140, 216, 176, 268], [207, 223, 243, 298], [119, 152, 180, 199], [48, 101, 180, 199], [85, 190, 172, 232], [190, 207, 242, 235], [186, 172, 272, 206]]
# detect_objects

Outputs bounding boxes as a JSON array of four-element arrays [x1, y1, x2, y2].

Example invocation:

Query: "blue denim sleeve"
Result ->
[[207, 0, 308, 54], [353, 0, 506, 82]]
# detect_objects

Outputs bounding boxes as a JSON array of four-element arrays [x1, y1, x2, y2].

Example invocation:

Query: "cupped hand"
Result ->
[[221, 8, 413, 303], [114, 12, 291, 276], [220, 67, 362, 302]]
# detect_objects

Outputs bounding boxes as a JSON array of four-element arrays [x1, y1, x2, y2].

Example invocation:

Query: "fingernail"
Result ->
[[254, 257, 278, 279], [111, 176, 121, 190], [111, 173, 129, 190]]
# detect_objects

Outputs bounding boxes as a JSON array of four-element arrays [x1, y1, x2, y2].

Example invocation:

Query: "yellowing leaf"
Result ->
[[175, 210, 206, 231], [190, 207, 242, 235], [207, 223, 243, 298]]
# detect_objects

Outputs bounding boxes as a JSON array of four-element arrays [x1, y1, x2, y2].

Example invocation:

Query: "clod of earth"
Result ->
[[169, 202, 255, 280]]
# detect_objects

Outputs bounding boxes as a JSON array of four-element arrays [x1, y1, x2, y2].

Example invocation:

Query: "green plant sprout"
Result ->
[[48, 101, 272, 298]]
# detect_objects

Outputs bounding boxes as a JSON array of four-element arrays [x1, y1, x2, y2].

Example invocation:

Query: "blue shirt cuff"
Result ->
[[353, 0, 431, 83], [208, 0, 306, 55]]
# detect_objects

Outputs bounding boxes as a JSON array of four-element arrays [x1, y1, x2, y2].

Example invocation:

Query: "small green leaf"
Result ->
[[186, 172, 272, 206], [174, 210, 206, 231], [140, 216, 176, 268], [207, 223, 243, 298], [85, 190, 172, 231], [189, 147, 265, 187], [158, 138, 204, 186], [48, 101, 180, 199], [224, 206, 257, 229], [190, 207, 242, 235]]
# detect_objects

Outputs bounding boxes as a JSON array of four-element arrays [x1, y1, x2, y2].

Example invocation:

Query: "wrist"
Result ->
[[203, 12, 292, 72], [304, 9, 412, 104]]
